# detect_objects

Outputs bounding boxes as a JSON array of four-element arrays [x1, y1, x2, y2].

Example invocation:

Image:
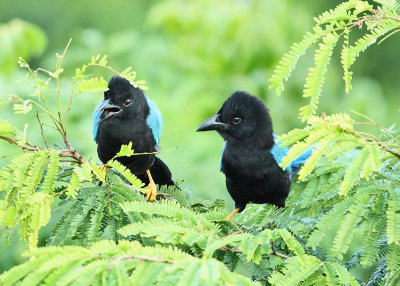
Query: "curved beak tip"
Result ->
[[196, 115, 227, 132]]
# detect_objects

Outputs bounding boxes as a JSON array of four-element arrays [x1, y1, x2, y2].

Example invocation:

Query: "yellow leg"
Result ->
[[225, 208, 240, 221], [99, 165, 108, 177], [145, 169, 157, 202], [97, 165, 108, 186]]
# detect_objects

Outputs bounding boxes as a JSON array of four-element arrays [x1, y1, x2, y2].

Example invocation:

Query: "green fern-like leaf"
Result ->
[[203, 233, 248, 258], [268, 26, 325, 95], [120, 200, 220, 232], [268, 255, 323, 286], [66, 172, 81, 199], [89, 162, 106, 182], [20, 150, 49, 197], [313, 0, 371, 25], [307, 196, 356, 249], [361, 195, 387, 267], [331, 262, 360, 285], [77, 77, 108, 94], [348, 19, 399, 67], [374, 0, 400, 10], [341, 29, 353, 93], [107, 160, 144, 189], [158, 184, 190, 208], [386, 188, 400, 245], [339, 147, 369, 196], [0, 120, 13, 134], [298, 131, 341, 180], [300, 33, 339, 121], [331, 193, 370, 259], [39, 150, 59, 194], [323, 262, 341, 285], [85, 194, 107, 245], [387, 243, 400, 272], [276, 127, 311, 147]]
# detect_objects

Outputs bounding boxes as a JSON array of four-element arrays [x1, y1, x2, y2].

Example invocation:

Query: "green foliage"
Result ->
[[0, 19, 47, 74], [269, 0, 400, 121], [2, 4, 400, 282]]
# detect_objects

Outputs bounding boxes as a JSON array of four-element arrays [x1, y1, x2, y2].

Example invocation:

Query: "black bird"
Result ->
[[197, 91, 312, 220], [92, 76, 174, 201]]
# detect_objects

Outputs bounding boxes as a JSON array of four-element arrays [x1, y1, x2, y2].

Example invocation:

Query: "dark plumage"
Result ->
[[92, 76, 174, 198], [197, 91, 312, 217]]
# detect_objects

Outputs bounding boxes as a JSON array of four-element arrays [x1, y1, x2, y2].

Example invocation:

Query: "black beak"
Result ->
[[97, 99, 122, 123], [197, 115, 228, 132]]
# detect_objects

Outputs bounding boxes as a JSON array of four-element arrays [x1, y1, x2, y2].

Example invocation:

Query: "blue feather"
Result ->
[[271, 134, 291, 173], [145, 95, 163, 145], [220, 141, 226, 171], [92, 100, 104, 141], [219, 134, 314, 180]]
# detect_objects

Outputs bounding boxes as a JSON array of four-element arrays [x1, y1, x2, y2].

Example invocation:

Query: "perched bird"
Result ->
[[92, 76, 174, 201], [197, 91, 312, 220]]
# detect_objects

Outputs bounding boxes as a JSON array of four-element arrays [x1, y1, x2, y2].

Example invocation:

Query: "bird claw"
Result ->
[[145, 181, 157, 202], [99, 165, 108, 176]]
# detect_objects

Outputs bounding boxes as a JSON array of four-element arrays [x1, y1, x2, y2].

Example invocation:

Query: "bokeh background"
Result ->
[[1, 0, 399, 275]]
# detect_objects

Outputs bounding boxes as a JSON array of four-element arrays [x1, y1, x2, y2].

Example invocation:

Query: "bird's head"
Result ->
[[97, 76, 148, 124], [197, 91, 274, 148]]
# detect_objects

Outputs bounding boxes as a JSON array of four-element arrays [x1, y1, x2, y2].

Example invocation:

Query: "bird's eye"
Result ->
[[232, 117, 242, 124], [123, 99, 132, 107]]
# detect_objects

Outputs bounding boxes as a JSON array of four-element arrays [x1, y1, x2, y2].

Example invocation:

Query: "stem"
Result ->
[[351, 110, 400, 145], [0, 134, 86, 164], [271, 242, 290, 259], [36, 111, 49, 148]]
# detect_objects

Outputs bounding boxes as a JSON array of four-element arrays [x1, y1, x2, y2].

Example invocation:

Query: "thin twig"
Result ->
[[351, 110, 400, 145], [36, 111, 49, 148], [111, 255, 174, 264], [0, 149, 26, 160], [271, 242, 290, 259]]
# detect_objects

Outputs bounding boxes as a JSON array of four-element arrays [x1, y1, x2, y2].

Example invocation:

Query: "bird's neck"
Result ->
[[227, 133, 274, 150]]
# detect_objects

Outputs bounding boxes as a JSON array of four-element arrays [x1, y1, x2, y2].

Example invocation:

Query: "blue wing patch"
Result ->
[[220, 141, 226, 171], [145, 95, 163, 145], [271, 134, 292, 173], [291, 147, 314, 168], [92, 99, 104, 141]]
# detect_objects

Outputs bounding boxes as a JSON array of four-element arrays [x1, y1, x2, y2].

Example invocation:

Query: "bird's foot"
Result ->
[[225, 208, 240, 221], [145, 181, 157, 202], [99, 165, 108, 176], [97, 165, 108, 186]]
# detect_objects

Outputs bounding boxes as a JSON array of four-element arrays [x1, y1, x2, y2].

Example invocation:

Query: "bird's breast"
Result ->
[[96, 118, 155, 165], [221, 145, 273, 178]]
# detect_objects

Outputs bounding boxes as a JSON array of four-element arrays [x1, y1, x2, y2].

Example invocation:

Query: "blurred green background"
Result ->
[[1, 0, 399, 276]]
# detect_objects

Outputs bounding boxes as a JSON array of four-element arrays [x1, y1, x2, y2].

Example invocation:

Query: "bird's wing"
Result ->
[[220, 141, 226, 171], [271, 134, 292, 173], [145, 95, 163, 145], [92, 99, 104, 141], [271, 134, 316, 179]]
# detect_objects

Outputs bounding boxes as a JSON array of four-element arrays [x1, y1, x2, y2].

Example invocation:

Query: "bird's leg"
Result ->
[[97, 165, 108, 186], [225, 208, 240, 221], [99, 165, 108, 176], [145, 169, 157, 202]]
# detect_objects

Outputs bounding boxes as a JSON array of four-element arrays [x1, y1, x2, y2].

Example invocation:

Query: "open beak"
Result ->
[[97, 99, 122, 123], [196, 115, 228, 132]]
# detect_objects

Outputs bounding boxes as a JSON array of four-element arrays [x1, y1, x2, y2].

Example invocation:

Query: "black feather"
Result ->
[[198, 91, 291, 212], [95, 76, 174, 186]]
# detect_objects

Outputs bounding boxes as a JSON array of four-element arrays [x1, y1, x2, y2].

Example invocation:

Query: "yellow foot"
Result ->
[[97, 165, 108, 186], [145, 169, 157, 202], [225, 208, 240, 221], [99, 165, 108, 177], [145, 181, 157, 202]]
